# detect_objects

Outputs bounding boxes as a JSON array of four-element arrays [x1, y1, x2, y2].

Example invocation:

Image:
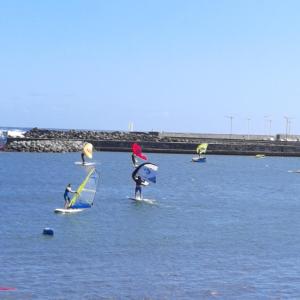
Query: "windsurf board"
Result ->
[[288, 170, 300, 173], [127, 196, 156, 205], [74, 162, 95, 166], [192, 156, 206, 162], [54, 208, 85, 214]]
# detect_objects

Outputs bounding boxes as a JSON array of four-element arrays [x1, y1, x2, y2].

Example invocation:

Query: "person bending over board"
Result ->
[[64, 184, 77, 208], [134, 175, 144, 199]]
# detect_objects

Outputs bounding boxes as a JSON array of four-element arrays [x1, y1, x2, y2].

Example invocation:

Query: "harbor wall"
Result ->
[[4, 128, 300, 156]]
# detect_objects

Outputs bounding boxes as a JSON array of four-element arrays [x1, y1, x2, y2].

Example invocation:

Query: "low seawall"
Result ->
[[4, 128, 300, 157]]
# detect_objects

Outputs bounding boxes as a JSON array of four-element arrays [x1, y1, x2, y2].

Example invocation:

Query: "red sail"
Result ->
[[131, 143, 147, 160]]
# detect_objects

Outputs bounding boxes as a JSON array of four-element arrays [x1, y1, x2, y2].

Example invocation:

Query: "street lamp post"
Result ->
[[247, 118, 251, 140], [264, 115, 270, 136], [225, 115, 234, 139], [268, 119, 272, 137], [284, 116, 292, 141]]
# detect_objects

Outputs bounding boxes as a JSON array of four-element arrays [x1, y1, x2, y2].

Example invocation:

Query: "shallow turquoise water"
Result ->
[[1, 152, 300, 299]]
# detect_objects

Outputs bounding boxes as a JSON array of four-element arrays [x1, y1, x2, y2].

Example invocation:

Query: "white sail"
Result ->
[[132, 162, 158, 184]]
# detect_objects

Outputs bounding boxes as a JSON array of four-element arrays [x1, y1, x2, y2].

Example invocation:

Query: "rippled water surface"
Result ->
[[1, 152, 300, 299]]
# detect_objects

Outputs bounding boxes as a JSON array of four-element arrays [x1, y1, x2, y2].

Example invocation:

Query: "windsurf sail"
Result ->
[[132, 162, 158, 184], [132, 143, 147, 160], [83, 142, 93, 159], [196, 143, 208, 155], [68, 168, 99, 209]]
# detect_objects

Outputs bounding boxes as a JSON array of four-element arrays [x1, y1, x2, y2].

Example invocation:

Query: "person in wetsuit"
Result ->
[[64, 184, 77, 208], [131, 153, 138, 167], [81, 152, 85, 165], [134, 175, 144, 199]]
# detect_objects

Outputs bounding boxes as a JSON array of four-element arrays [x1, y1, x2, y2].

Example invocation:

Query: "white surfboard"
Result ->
[[54, 208, 85, 214], [288, 169, 300, 173], [74, 162, 95, 166], [127, 196, 156, 205]]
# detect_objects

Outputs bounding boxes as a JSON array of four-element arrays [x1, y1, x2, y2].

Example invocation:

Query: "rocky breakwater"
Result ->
[[4, 128, 161, 153], [4, 127, 201, 153], [5, 139, 85, 152], [22, 127, 161, 142], [6, 127, 300, 156], [5, 128, 87, 152]]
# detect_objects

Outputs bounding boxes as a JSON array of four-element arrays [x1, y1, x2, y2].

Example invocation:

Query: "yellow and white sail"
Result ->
[[83, 143, 93, 159], [196, 143, 208, 155]]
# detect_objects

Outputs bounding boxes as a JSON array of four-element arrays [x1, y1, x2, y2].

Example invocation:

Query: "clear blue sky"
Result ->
[[1, 0, 300, 135]]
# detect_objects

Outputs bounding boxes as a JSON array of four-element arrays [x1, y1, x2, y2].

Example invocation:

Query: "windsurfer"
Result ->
[[134, 175, 144, 199], [131, 153, 138, 167], [81, 152, 85, 165], [64, 184, 77, 208]]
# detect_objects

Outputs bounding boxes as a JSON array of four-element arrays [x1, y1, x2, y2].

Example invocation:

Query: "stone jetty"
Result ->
[[4, 127, 300, 156]]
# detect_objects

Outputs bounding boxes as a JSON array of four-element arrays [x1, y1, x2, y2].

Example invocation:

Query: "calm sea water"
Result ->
[[1, 152, 300, 299]]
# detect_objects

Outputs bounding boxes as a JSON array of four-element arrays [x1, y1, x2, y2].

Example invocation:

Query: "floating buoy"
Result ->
[[43, 228, 54, 236]]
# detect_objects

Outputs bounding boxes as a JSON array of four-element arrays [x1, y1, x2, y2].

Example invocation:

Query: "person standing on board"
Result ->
[[64, 184, 77, 208], [81, 152, 86, 165], [133, 175, 144, 199], [131, 153, 138, 167]]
